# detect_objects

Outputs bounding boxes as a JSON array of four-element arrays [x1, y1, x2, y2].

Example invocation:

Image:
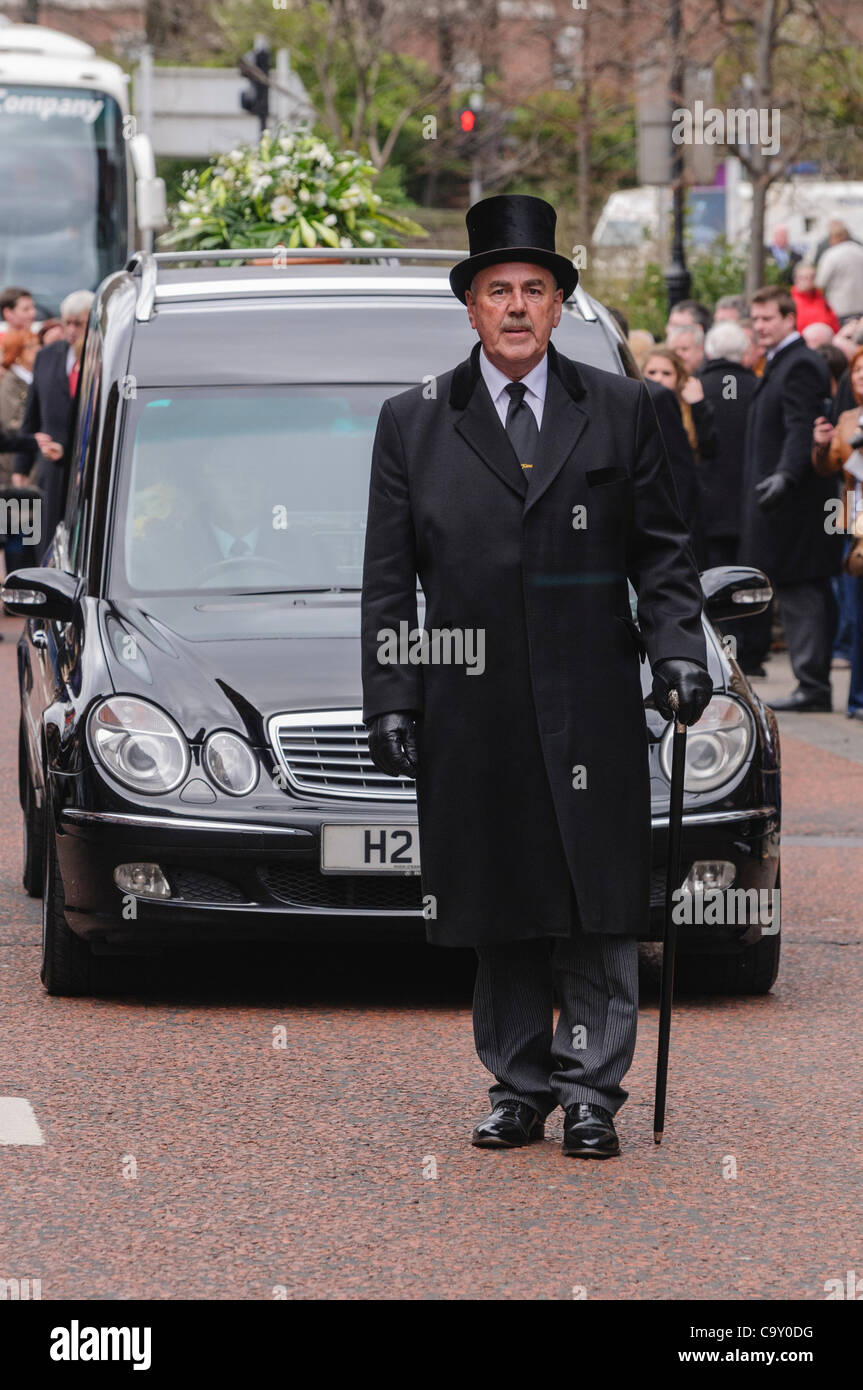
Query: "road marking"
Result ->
[[0, 1098, 44, 1146], [783, 835, 863, 847]]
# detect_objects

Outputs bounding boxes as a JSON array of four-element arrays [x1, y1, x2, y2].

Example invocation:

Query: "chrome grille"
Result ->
[[268, 709, 417, 802]]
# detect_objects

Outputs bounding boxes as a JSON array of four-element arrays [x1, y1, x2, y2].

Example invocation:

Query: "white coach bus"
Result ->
[[0, 19, 165, 317]]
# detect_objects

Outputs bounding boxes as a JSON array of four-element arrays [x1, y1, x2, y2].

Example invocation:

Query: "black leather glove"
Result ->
[[652, 659, 713, 727], [366, 711, 419, 777], [755, 472, 792, 512]]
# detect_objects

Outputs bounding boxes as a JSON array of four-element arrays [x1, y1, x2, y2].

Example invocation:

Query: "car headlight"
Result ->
[[659, 695, 753, 793], [88, 697, 189, 794], [203, 730, 258, 796]]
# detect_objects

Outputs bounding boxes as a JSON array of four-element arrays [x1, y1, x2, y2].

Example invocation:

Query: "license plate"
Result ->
[[320, 824, 420, 873]]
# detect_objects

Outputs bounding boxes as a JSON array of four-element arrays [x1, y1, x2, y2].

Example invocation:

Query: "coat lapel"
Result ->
[[452, 343, 528, 498], [48, 340, 68, 395], [751, 361, 773, 398], [752, 335, 802, 397], [523, 354, 589, 514], [450, 339, 589, 507]]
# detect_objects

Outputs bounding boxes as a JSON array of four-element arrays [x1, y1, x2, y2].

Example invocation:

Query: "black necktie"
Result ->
[[228, 536, 252, 558], [504, 381, 540, 472]]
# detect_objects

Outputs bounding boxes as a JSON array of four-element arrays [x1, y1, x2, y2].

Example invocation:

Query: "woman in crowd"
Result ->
[[643, 345, 717, 464], [0, 330, 40, 488], [812, 345, 863, 718]]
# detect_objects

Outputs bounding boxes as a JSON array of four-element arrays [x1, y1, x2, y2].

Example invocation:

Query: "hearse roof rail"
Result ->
[[125, 247, 594, 323]]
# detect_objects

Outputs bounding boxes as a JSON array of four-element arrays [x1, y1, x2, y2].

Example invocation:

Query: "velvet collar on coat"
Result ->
[[449, 338, 587, 410]]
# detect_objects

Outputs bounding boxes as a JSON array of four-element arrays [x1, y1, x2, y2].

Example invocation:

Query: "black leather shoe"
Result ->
[[770, 690, 832, 712], [471, 1101, 544, 1148], [562, 1103, 620, 1158]]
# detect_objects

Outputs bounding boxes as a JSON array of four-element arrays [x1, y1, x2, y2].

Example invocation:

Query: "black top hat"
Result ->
[[449, 194, 578, 304]]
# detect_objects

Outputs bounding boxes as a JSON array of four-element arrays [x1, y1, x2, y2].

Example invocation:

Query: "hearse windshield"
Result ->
[[110, 385, 405, 597]]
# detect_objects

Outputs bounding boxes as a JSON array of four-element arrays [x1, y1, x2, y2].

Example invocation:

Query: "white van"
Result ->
[[593, 176, 863, 262]]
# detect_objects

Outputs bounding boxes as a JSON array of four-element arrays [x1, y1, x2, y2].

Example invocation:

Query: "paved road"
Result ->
[[1, 616, 861, 1301]]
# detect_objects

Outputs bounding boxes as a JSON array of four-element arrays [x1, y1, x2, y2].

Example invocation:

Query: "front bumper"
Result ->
[[56, 802, 780, 950]]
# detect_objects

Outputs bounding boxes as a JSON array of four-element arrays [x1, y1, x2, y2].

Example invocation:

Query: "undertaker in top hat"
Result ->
[[361, 195, 712, 1157]]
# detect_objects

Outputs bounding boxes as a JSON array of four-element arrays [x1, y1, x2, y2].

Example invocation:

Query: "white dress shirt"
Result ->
[[479, 346, 547, 430], [211, 522, 260, 559]]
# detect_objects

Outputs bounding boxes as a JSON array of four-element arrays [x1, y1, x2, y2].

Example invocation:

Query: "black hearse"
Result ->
[[3, 250, 780, 995]]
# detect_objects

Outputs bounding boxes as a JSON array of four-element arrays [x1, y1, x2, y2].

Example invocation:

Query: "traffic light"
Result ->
[[458, 107, 478, 135], [240, 39, 270, 132]]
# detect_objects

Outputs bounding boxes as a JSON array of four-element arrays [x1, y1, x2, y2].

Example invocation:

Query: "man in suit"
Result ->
[[698, 321, 758, 570], [696, 321, 759, 669], [361, 196, 712, 1159], [766, 226, 803, 285], [738, 286, 842, 709], [13, 289, 93, 560]]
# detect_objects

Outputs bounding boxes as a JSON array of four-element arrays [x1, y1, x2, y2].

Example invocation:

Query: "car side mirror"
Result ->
[[1, 568, 84, 621], [700, 566, 772, 623]]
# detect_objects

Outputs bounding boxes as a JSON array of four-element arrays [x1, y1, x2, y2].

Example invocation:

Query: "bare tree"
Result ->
[[218, 0, 459, 171], [706, 0, 862, 293]]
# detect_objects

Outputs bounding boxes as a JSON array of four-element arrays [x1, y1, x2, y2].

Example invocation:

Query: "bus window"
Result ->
[[0, 87, 128, 317]]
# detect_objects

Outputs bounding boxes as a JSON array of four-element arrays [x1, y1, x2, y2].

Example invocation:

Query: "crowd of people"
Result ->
[[2, 221, 863, 712], [0, 285, 92, 612], [613, 218, 863, 718]]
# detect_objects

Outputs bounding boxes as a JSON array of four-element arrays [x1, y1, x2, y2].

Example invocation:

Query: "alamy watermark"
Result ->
[[672, 101, 780, 158], [0, 497, 41, 545], [376, 622, 485, 675], [672, 887, 780, 933]]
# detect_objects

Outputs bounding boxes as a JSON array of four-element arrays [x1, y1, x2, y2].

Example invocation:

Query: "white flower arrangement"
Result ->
[[270, 195, 296, 223], [165, 126, 426, 252]]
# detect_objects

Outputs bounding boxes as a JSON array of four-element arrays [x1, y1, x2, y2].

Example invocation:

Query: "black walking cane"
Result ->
[[653, 687, 687, 1145]]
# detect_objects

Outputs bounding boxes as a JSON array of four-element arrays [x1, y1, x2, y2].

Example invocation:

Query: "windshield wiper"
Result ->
[[234, 586, 357, 596]]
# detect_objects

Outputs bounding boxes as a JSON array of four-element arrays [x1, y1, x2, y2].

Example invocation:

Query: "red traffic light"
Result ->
[[458, 108, 477, 133]]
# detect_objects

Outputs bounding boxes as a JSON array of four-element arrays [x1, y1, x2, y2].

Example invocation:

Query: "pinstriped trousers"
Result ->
[[472, 930, 639, 1117]]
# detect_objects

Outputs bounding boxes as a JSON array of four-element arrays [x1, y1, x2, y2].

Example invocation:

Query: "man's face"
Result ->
[[62, 311, 88, 347], [751, 301, 795, 351], [3, 295, 36, 332], [465, 262, 563, 378], [666, 307, 696, 335], [669, 329, 703, 374], [200, 459, 258, 534], [772, 226, 788, 250], [713, 306, 740, 323]]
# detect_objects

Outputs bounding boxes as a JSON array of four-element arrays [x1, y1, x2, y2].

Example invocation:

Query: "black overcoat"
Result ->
[[14, 339, 74, 561], [644, 380, 707, 567], [697, 358, 756, 541], [361, 339, 707, 948], [738, 337, 842, 584]]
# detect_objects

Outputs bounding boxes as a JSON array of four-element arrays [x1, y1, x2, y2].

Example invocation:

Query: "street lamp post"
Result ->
[[468, 89, 484, 204], [664, 0, 691, 312]]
